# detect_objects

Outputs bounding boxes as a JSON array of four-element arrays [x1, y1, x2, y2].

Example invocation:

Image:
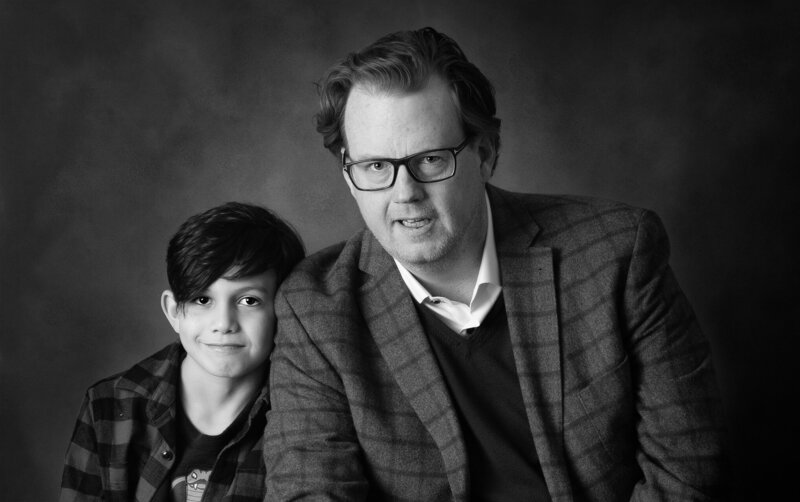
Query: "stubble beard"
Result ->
[[383, 226, 456, 276]]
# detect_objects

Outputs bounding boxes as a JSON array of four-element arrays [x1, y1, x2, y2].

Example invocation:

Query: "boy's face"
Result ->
[[161, 269, 279, 383]]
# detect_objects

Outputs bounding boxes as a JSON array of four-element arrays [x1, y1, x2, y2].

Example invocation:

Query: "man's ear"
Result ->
[[161, 290, 181, 334], [341, 148, 357, 197], [476, 136, 497, 182]]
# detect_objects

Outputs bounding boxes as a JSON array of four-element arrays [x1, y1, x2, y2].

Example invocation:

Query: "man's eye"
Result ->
[[418, 155, 447, 167], [239, 296, 262, 306], [420, 155, 445, 164], [192, 296, 211, 305], [367, 161, 389, 171]]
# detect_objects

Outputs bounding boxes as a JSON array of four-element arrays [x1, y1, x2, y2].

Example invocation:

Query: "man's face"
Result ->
[[162, 269, 278, 383], [342, 76, 494, 271]]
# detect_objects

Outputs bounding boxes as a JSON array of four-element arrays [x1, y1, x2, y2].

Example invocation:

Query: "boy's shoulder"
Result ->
[[85, 342, 183, 403]]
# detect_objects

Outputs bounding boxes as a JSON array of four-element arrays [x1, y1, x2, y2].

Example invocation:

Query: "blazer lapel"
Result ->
[[489, 186, 572, 501], [357, 232, 469, 501]]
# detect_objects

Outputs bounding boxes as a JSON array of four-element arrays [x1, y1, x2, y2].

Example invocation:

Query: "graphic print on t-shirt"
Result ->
[[171, 468, 211, 502]]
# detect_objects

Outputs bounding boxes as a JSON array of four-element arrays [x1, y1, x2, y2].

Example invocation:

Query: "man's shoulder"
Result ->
[[279, 229, 369, 295], [493, 186, 646, 221], [491, 186, 652, 244]]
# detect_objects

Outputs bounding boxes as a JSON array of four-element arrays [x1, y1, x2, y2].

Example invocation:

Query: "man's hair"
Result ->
[[316, 27, 501, 170], [166, 202, 305, 305]]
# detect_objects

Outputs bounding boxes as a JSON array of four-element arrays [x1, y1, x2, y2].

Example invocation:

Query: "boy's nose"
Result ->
[[212, 305, 238, 333]]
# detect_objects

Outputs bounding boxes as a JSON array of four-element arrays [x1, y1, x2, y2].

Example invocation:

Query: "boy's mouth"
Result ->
[[204, 343, 245, 352]]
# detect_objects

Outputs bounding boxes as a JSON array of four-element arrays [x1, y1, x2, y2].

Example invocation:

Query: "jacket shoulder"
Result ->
[[503, 189, 655, 243], [278, 230, 368, 298], [496, 188, 644, 222], [84, 343, 181, 401]]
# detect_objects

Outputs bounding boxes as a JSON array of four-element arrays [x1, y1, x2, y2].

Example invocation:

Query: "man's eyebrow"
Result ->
[[346, 149, 384, 161], [351, 147, 441, 162]]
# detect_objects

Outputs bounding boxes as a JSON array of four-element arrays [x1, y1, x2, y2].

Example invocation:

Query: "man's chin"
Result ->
[[389, 244, 446, 269]]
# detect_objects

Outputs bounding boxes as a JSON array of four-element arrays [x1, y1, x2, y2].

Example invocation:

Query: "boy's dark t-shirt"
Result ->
[[153, 401, 250, 501]]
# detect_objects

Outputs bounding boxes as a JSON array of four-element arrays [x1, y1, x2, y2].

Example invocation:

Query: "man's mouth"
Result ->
[[399, 218, 430, 228]]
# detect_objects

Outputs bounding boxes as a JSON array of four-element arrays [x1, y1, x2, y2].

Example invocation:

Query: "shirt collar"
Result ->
[[395, 191, 500, 306]]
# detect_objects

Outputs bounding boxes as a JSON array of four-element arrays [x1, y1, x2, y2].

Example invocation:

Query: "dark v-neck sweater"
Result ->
[[415, 294, 552, 501]]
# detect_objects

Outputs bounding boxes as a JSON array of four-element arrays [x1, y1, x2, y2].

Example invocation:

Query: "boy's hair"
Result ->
[[315, 26, 501, 171], [166, 202, 305, 305]]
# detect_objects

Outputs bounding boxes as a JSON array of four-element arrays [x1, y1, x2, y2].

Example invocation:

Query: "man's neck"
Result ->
[[179, 360, 263, 435], [403, 255, 482, 305]]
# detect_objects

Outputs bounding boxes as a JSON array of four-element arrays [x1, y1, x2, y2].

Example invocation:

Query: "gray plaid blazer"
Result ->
[[265, 185, 726, 501]]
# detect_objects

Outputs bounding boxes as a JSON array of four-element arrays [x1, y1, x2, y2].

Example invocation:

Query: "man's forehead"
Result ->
[[343, 78, 463, 155], [346, 75, 456, 109]]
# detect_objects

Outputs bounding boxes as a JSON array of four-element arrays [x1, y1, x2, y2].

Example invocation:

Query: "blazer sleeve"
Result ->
[[623, 210, 727, 501], [59, 393, 103, 502], [265, 287, 369, 501]]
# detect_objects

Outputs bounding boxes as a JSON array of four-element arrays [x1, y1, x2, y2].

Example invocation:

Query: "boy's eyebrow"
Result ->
[[226, 283, 272, 294], [238, 286, 270, 294]]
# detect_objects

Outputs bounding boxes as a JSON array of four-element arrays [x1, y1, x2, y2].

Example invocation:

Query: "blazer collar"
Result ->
[[486, 184, 541, 252], [487, 185, 572, 499], [357, 230, 469, 500]]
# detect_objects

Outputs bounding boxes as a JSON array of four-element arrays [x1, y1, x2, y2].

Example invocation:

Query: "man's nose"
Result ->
[[392, 164, 423, 201], [212, 304, 238, 334]]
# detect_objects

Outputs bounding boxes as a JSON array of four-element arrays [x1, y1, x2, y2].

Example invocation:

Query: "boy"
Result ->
[[60, 202, 304, 501]]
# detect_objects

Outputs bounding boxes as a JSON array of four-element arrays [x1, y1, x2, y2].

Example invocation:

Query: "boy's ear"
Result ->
[[161, 290, 181, 334]]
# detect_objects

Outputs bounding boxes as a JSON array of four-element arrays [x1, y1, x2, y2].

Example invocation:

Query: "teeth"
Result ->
[[401, 219, 427, 228]]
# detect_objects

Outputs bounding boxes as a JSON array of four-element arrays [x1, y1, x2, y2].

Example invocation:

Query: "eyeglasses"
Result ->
[[341, 138, 471, 191]]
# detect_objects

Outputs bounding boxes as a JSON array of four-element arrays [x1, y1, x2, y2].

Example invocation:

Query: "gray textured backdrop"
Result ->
[[1, 0, 797, 500]]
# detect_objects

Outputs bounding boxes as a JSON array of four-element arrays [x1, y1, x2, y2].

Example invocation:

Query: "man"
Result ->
[[265, 27, 726, 501]]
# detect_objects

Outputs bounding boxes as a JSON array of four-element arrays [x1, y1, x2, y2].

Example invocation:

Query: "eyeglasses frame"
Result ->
[[341, 137, 472, 192]]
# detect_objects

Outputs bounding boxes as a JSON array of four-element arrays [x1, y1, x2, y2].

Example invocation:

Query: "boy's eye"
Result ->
[[239, 296, 262, 306], [192, 296, 211, 305]]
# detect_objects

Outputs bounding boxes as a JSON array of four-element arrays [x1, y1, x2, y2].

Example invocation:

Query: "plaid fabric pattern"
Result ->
[[265, 185, 726, 501], [60, 342, 268, 501]]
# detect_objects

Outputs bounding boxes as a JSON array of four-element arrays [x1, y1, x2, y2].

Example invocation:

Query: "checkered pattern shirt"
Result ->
[[60, 342, 268, 501]]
